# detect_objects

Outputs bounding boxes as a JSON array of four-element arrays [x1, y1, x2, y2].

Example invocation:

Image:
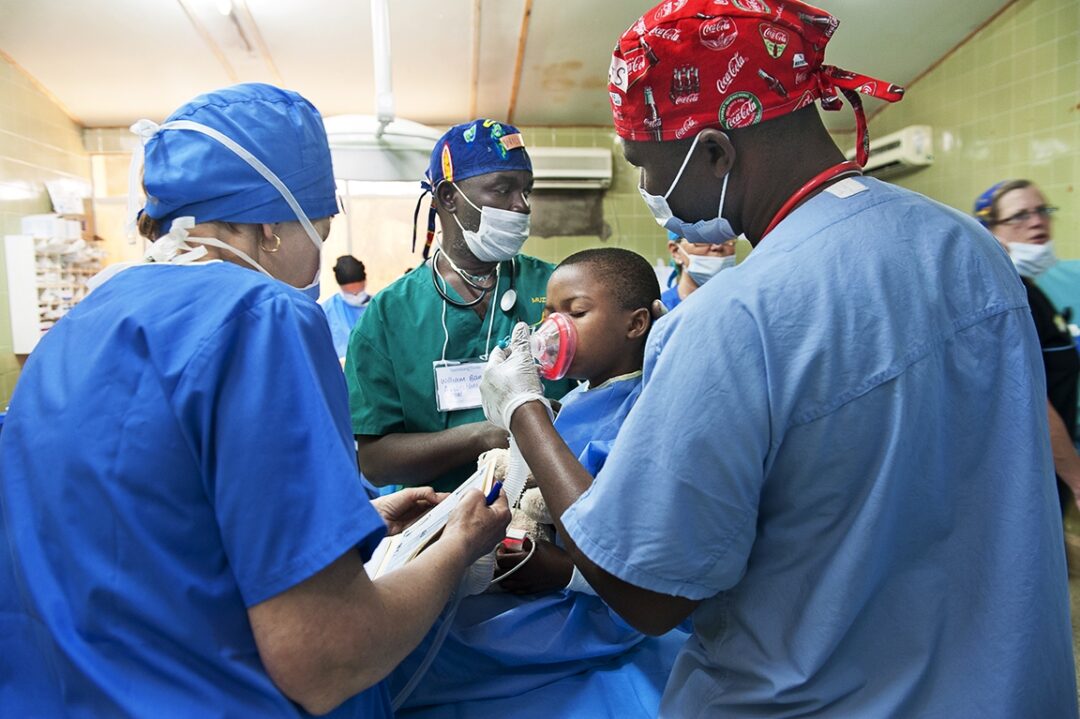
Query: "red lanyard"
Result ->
[[761, 161, 863, 239]]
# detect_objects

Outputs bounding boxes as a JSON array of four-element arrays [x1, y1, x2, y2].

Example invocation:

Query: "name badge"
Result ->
[[433, 359, 486, 412]]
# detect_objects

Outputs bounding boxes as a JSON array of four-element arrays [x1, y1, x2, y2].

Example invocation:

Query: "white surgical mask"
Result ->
[[341, 290, 369, 307], [639, 131, 739, 246], [125, 118, 324, 300], [1007, 241, 1058, 278], [450, 184, 531, 262], [684, 252, 736, 286]]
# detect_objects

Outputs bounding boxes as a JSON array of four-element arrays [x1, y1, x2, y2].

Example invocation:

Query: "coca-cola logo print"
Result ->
[[715, 52, 747, 95], [675, 117, 699, 139], [719, 91, 763, 129], [793, 90, 816, 110], [857, 81, 877, 95], [670, 65, 700, 105], [759, 23, 788, 58], [700, 17, 738, 51], [653, 0, 688, 20], [626, 54, 647, 73], [648, 27, 682, 42], [732, 0, 771, 13], [730, 0, 773, 12]]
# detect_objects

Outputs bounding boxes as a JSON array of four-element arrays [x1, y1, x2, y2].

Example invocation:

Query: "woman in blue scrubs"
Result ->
[[0, 83, 509, 718]]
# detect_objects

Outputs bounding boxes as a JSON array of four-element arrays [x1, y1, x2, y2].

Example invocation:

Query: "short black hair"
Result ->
[[333, 255, 366, 285], [557, 248, 660, 313]]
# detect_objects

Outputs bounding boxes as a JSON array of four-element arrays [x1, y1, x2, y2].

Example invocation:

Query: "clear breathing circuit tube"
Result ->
[[392, 440, 532, 711], [394, 320, 550, 710]]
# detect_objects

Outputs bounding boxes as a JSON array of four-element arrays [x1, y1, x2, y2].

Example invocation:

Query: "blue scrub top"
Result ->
[[390, 371, 686, 719], [554, 372, 642, 478], [0, 262, 392, 718], [660, 285, 682, 312], [562, 178, 1078, 717], [322, 292, 367, 359]]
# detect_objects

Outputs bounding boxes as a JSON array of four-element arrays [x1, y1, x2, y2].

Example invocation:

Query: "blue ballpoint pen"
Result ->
[[485, 481, 503, 505]]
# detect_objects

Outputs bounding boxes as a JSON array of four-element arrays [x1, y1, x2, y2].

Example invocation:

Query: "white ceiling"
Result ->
[[0, 0, 1011, 131]]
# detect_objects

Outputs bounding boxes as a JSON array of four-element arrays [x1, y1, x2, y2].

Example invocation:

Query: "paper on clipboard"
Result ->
[[365, 462, 497, 579]]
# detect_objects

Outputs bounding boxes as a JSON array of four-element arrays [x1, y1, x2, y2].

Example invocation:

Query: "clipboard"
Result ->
[[364, 461, 498, 579]]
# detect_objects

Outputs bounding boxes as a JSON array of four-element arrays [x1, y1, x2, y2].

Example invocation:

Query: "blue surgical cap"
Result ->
[[142, 83, 337, 233], [973, 180, 1010, 227], [414, 119, 532, 258], [422, 119, 532, 191]]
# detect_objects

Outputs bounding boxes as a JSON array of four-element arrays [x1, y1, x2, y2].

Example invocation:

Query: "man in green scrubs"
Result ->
[[346, 120, 574, 492]]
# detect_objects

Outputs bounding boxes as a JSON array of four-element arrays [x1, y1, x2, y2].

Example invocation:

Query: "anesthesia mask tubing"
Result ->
[[391, 435, 535, 712]]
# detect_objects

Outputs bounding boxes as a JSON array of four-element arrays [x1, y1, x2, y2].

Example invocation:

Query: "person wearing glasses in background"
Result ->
[[660, 229, 737, 311], [976, 180, 1080, 515], [482, 1, 1079, 714]]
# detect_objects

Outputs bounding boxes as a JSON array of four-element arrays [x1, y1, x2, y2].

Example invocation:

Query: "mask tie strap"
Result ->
[[156, 120, 322, 250], [143, 216, 206, 264], [126, 119, 160, 245], [660, 130, 704, 198]]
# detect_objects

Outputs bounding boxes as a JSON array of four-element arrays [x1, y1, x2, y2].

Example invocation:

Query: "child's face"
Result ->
[[544, 264, 645, 384]]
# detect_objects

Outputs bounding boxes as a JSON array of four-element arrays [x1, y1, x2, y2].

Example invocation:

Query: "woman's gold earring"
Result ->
[[260, 234, 282, 253]]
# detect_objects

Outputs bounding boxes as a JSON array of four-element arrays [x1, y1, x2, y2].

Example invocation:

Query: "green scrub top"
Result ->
[[346, 254, 575, 493]]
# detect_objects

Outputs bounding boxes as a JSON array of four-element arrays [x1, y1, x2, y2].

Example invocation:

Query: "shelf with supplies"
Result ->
[[5, 212, 107, 354]]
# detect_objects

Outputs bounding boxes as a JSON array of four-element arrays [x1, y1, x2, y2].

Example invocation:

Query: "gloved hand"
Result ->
[[481, 321, 552, 431]]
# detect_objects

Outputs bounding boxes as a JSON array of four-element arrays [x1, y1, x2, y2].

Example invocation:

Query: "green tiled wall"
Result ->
[[0, 56, 92, 407], [518, 126, 673, 268], [859, 0, 1080, 258]]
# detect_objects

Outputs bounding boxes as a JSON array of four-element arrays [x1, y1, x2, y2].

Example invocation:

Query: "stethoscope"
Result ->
[[429, 248, 517, 313]]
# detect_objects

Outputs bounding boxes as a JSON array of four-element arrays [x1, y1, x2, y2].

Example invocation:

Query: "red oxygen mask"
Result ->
[[529, 313, 577, 381]]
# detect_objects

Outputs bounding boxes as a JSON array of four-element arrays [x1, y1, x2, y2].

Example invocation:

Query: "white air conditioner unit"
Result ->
[[529, 147, 613, 190], [845, 125, 933, 179]]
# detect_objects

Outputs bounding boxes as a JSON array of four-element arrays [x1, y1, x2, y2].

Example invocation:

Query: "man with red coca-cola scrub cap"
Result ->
[[480, 1, 1078, 716]]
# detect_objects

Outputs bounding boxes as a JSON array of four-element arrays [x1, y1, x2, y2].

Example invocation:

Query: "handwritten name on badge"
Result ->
[[433, 360, 486, 412]]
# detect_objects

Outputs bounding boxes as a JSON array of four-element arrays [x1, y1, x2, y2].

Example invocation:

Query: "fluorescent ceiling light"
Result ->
[[324, 115, 441, 183]]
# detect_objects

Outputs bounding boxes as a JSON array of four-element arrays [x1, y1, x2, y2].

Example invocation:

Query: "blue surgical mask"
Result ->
[[685, 252, 736, 286], [639, 131, 739, 246]]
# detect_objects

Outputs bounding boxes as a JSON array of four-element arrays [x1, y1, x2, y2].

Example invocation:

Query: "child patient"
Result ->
[[388, 248, 685, 718], [494, 247, 658, 593]]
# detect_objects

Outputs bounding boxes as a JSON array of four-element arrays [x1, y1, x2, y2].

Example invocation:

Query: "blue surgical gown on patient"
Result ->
[[0, 262, 392, 718], [562, 178, 1078, 717], [389, 372, 687, 718]]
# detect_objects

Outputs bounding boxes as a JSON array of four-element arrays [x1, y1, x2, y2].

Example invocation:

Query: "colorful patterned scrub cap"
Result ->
[[607, 0, 905, 165], [142, 83, 337, 232], [973, 181, 1011, 227], [414, 119, 532, 259]]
